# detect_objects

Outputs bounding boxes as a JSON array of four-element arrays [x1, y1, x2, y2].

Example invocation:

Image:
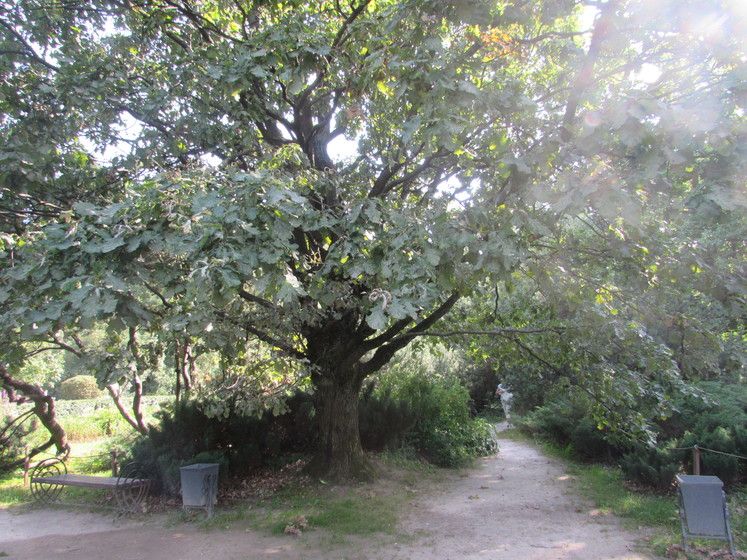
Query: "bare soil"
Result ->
[[0, 429, 655, 559]]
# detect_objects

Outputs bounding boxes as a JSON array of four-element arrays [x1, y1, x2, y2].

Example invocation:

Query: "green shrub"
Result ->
[[405, 378, 497, 467], [681, 427, 745, 485], [521, 393, 618, 461], [0, 413, 36, 473], [522, 381, 747, 489], [666, 382, 747, 485], [130, 393, 316, 494], [359, 384, 418, 451], [58, 375, 101, 400], [520, 398, 579, 446], [54, 396, 170, 418], [619, 446, 682, 491], [363, 369, 497, 467], [461, 363, 499, 415]]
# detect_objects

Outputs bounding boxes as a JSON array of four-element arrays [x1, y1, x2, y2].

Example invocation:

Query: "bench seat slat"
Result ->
[[31, 474, 147, 489]]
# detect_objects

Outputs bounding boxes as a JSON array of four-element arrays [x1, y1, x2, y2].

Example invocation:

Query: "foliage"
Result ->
[[1, 0, 745, 477], [131, 395, 315, 494], [0, 412, 35, 474], [673, 382, 747, 484], [61, 407, 131, 442], [522, 381, 747, 488], [365, 347, 497, 467], [15, 346, 64, 388], [53, 396, 170, 418], [57, 375, 101, 400], [619, 446, 682, 492], [460, 362, 500, 416], [3, 397, 168, 454], [520, 391, 620, 461], [358, 384, 418, 451]]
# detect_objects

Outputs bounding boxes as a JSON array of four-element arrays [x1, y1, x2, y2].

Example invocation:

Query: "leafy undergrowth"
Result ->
[[503, 429, 746, 559]]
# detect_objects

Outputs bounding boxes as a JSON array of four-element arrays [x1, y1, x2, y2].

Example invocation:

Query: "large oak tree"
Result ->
[[1, 0, 744, 478]]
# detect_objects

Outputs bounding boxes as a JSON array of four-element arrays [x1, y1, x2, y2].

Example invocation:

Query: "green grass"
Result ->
[[190, 483, 403, 543], [313, 495, 398, 533], [505, 430, 746, 558], [573, 464, 677, 527], [193, 452, 440, 542], [0, 472, 29, 508], [378, 448, 436, 474], [0, 399, 161, 509], [0, 439, 127, 509]]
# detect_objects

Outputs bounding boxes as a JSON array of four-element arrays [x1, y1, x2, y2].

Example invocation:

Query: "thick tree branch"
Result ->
[[361, 318, 412, 350], [360, 292, 460, 376], [0, 364, 70, 459], [560, 1, 618, 141], [238, 288, 278, 311], [106, 382, 146, 434], [331, 1, 371, 49], [0, 19, 60, 72], [50, 332, 83, 358], [141, 279, 173, 309], [214, 310, 306, 360]]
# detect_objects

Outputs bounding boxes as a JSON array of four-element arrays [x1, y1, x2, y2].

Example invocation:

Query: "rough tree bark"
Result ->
[[310, 370, 370, 479], [302, 294, 460, 480]]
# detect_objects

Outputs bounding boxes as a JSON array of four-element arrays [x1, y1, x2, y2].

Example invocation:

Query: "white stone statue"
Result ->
[[495, 383, 514, 427]]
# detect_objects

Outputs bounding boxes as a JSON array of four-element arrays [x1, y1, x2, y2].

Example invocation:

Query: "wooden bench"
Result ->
[[30, 458, 151, 513]]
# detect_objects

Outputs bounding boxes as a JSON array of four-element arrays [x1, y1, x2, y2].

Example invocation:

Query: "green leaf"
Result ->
[[366, 306, 387, 331]]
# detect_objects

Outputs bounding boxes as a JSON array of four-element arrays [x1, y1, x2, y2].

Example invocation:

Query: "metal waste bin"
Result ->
[[180, 463, 219, 518]]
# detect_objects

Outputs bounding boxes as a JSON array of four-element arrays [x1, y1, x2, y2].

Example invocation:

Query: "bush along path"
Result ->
[[0, 424, 656, 560]]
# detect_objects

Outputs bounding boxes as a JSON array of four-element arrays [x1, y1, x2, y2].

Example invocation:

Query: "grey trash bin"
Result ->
[[676, 474, 735, 555], [180, 463, 219, 518]]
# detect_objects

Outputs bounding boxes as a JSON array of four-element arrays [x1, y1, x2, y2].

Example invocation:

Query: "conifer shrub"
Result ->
[[521, 381, 747, 489], [521, 393, 618, 462], [358, 384, 418, 451], [0, 413, 36, 474], [619, 446, 682, 491]]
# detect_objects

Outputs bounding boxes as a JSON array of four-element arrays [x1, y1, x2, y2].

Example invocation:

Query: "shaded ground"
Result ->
[[0, 429, 654, 559]]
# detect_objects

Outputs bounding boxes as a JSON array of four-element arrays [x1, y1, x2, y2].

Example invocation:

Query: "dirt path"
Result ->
[[0, 431, 654, 559]]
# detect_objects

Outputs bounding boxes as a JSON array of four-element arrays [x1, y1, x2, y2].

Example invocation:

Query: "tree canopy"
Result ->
[[1, 0, 745, 478]]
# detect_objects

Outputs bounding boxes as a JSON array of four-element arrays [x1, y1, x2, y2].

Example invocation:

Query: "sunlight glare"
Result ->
[[328, 134, 359, 163], [630, 63, 661, 85]]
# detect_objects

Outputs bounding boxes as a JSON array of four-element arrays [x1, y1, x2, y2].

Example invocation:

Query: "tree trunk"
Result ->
[[309, 372, 373, 481], [0, 364, 71, 467], [106, 381, 148, 435], [303, 296, 458, 480]]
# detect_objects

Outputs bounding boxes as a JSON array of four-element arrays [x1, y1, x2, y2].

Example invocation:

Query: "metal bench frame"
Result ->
[[30, 458, 151, 513]]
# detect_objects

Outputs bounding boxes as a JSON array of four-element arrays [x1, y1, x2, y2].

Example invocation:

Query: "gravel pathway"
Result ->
[[0, 431, 654, 559]]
